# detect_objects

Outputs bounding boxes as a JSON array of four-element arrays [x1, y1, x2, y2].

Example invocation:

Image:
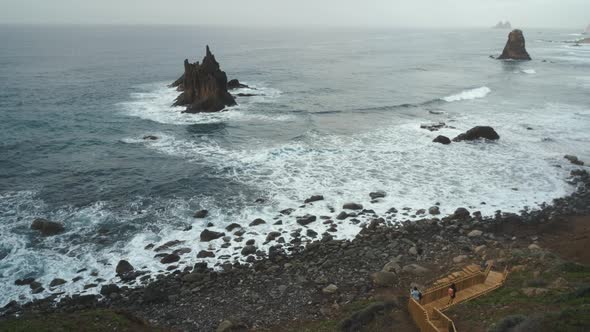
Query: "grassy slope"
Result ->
[[447, 254, 590, 332], [0, 309, 166, 332]]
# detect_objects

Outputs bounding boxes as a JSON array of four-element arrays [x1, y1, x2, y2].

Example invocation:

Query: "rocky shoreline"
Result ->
[[2, 167, 589, 331]]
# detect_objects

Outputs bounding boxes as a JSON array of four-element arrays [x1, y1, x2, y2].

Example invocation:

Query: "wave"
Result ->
[[521, 69, 536, 74], [441, 87, 491, 102]]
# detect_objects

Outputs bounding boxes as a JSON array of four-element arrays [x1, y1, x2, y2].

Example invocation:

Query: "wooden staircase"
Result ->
[[408, 263, 509, 332]]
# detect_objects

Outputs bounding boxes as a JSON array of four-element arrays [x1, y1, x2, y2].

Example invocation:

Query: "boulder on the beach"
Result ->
[[160, 253, 180, 264], [372, 271, 397, 287], [171, 46, 237, 113], [197, 250, 215, 258], [241, 245, 257, 256], [30, 218, 64, 236], [453, 207, 471, 219], [227, 79, 249, 90], [296, 214, 317, 226], [497, 29, 531, 60], [433, 135, 451, 145], [100, 284, 120, 296], [453, 126, 499, 142], [249, 218, 266, 226], [49, 278, 66, 287], [200, 229, 225, 242], [116, 260, 134, 276], [429, 206, 440, 215]]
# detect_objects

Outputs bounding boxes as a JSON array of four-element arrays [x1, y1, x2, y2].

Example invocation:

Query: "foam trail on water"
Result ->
[[441, 87, 491, 102]]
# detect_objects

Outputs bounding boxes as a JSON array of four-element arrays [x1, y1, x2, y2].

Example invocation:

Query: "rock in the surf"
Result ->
[[30, 218, 65, 236], [343, 203, 363, 210], [193, 210, 208, 218], [249, 218, 266, 226], [227, 79, 249, 89], [497, 29, 531, 60], [115, 260, 134, 276], [171, 46, 237, 113], [433, 135, 451, 145], [564, 155, 584, 166], [160, 253, 180, 264], [296, 214, 317, 226], [200, 229, 225, 242], [453, 126, 499, 142], [304, 195, 324, 204]]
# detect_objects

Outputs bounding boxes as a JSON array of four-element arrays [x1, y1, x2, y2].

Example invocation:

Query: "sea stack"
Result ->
[[497, 29, 531, 60], [171, 46, 236, 113], [585, 24, 590, 34]]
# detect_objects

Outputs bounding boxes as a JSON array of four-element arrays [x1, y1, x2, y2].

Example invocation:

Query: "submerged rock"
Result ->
[[30, 218, 64, 236], [193, 210, 209, 218], [171, 46, 237, 113], [453, 126, 499, 142], [497, 29, 531, 60]]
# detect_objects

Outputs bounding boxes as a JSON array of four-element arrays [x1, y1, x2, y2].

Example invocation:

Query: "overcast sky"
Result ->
[[0, 0, 588, 28]]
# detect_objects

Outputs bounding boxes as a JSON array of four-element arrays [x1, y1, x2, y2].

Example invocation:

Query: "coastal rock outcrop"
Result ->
[[171, 46, 236, 113], [453, 126, 499, 142], [498, 29, 531, 60], [585, 24, 590, 34]]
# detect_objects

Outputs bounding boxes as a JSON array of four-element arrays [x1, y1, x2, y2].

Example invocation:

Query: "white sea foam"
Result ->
[[118, 82, 286, 125], [521, 69, 536, 74], [441, 86, 491, 102]]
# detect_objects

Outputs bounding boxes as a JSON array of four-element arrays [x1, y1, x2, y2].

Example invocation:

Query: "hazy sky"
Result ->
[[0, 0, 588, 28]]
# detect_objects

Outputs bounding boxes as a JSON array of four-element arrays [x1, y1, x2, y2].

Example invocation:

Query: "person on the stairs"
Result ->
[[447, 283, 457, 305], [410, 286, 422, 302]]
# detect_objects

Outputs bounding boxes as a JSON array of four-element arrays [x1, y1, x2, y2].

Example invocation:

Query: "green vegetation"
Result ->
[[448, 253, 590, 332], [0, 309, 163, 332]]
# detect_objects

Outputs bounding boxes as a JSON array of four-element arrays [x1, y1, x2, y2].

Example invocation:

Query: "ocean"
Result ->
[[0, 25, 589, 306]]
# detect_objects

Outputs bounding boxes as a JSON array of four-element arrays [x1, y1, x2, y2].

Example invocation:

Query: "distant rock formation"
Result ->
[[493, 21, 512, 29], [171, 46, 236, 113], [579, 38, 590, 44], [584, 24, 590, 34], [497, 29, 531, 60]]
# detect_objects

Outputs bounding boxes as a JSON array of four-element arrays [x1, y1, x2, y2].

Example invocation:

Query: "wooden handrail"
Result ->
[[433, 308, 457, 332], [409, 265, 508, 332]]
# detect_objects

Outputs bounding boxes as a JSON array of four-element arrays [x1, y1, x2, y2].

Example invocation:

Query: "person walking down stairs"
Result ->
[[447, 283, 457, 305]]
